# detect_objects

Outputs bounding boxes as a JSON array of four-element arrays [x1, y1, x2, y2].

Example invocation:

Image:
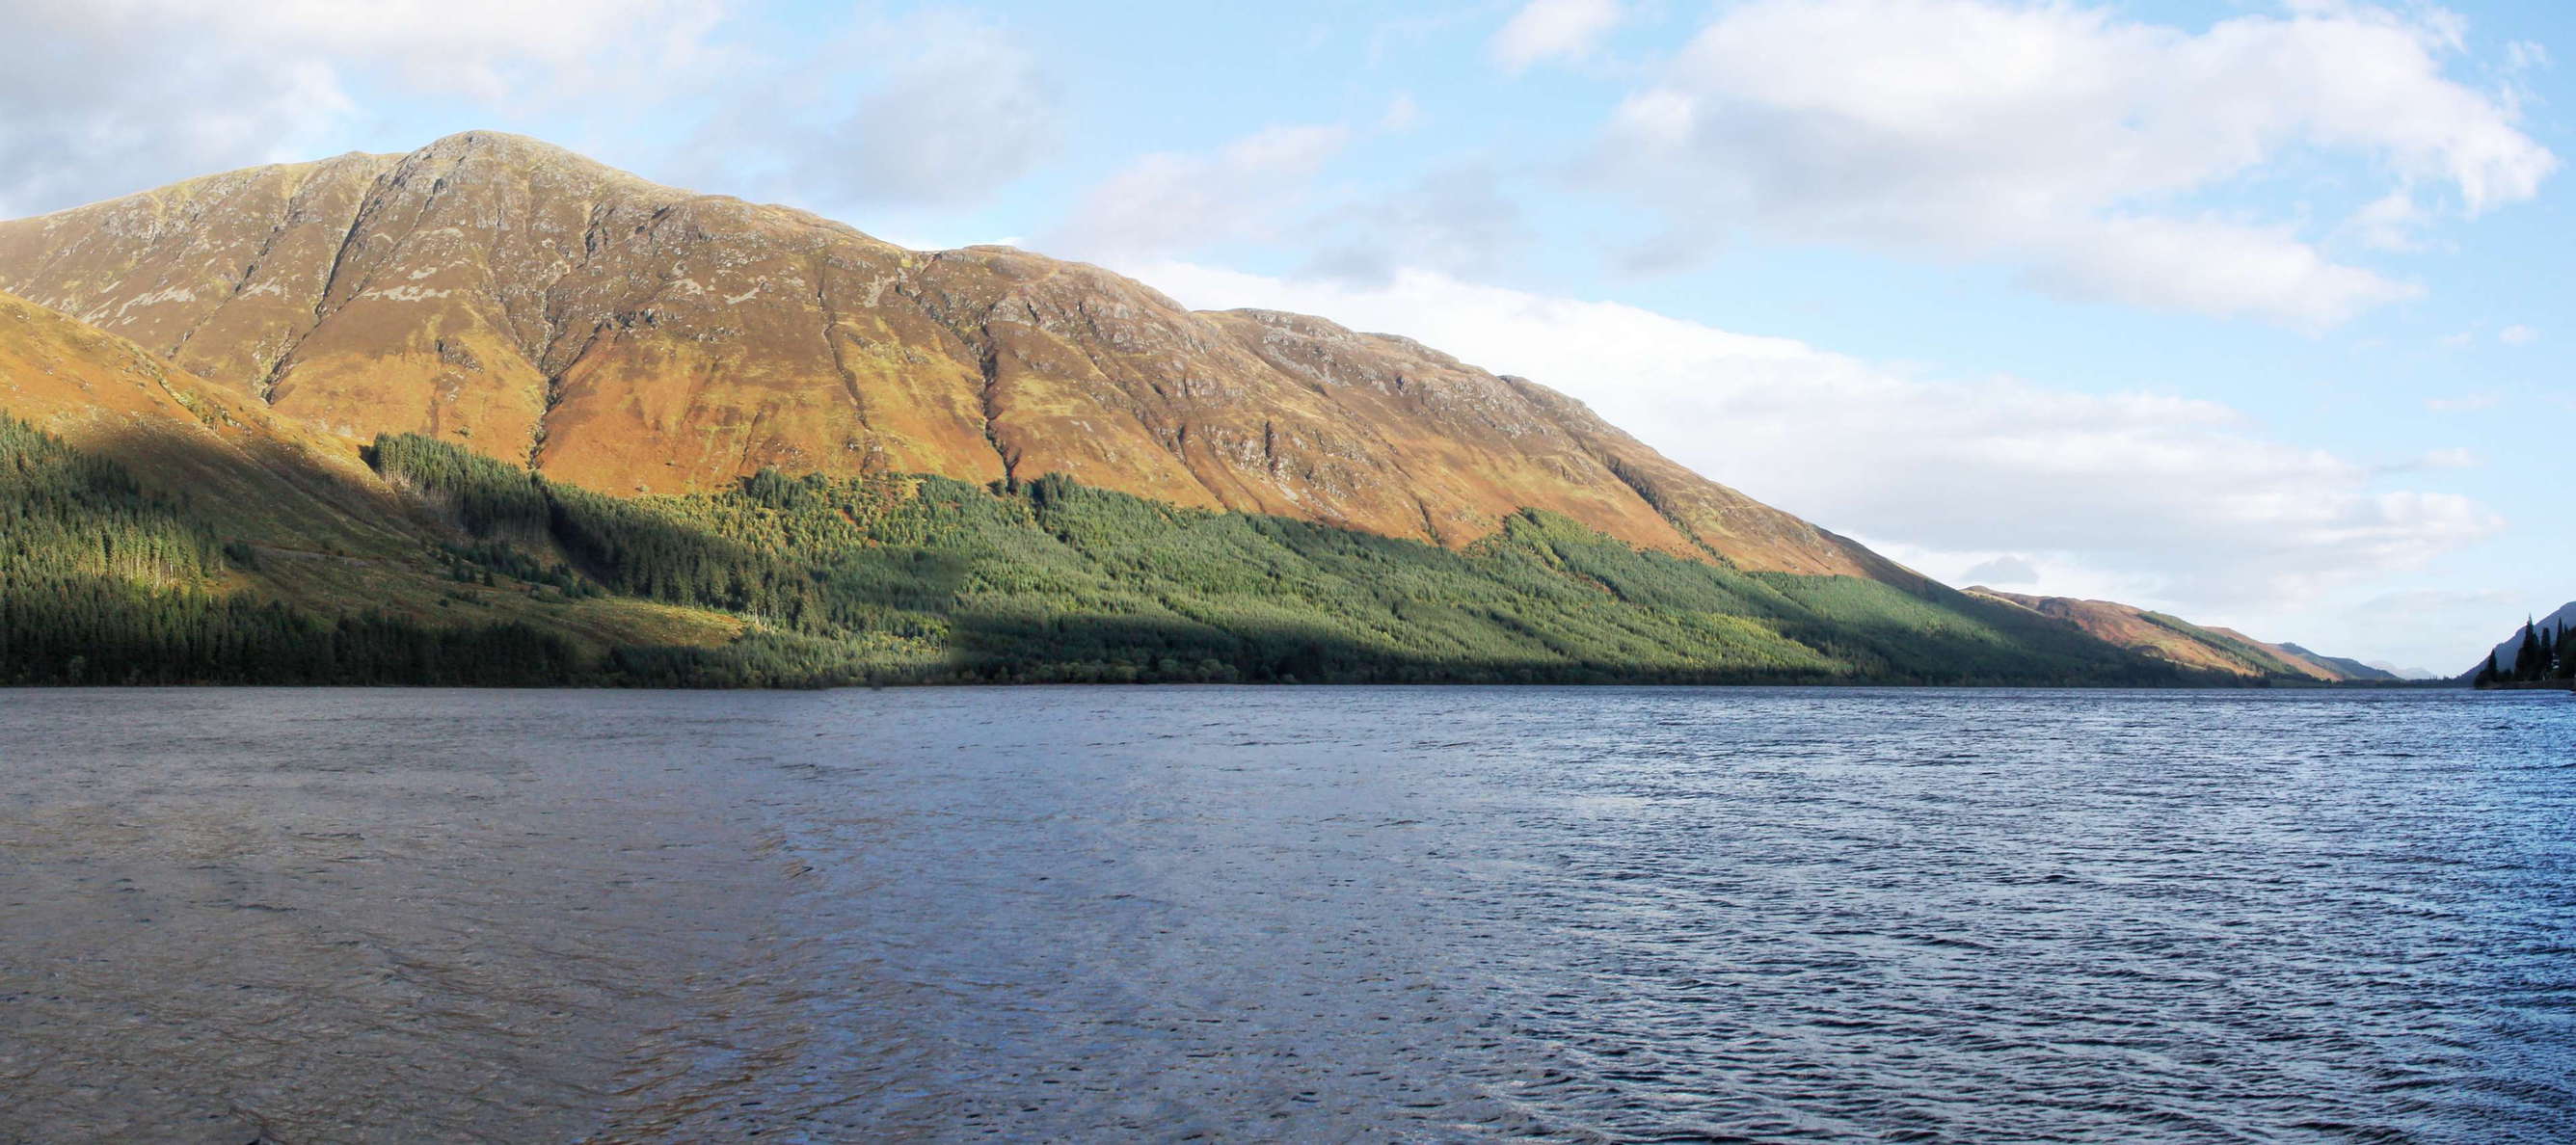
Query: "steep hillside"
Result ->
[[1964, 588, 2379, 681], [0, 288, 745, 679], [0, 289, 2212, 688], [0, 131, 1890, 579]]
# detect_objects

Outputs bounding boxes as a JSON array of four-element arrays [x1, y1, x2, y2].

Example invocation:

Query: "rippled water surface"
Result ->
[[2, 686, 2571, 1142]]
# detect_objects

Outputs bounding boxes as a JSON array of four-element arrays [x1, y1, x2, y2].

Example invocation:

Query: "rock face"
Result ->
[[0, 131, 1897, 580], [1964, 587, 2376, 681]]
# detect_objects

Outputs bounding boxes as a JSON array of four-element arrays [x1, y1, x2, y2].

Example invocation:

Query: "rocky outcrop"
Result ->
[[0, 131, 1893, 578]]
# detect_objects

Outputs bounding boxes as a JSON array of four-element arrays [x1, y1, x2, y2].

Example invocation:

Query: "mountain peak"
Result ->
[[420, 128, 557, 153], [376, 129, 681, 208]]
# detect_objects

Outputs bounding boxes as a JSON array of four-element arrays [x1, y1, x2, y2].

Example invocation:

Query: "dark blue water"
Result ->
[[2, 686, 2569, 1142]]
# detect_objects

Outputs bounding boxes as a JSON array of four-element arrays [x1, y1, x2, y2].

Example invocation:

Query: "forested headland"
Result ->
[[2472, 618, 2576, 689]]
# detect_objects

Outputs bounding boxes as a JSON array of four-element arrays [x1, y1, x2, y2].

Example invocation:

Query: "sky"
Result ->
[[5, 0, 2569, 674]]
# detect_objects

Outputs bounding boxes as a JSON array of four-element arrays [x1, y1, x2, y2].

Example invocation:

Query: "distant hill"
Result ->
[[2276, 645, 2402, 682], [2364, 660, 2442, 681], [1964, 589, 2387, 681]]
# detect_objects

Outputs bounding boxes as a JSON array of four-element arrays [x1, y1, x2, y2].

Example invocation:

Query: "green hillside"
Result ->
[[3, 421, 2217, 687], [0, 417, 584, 685]]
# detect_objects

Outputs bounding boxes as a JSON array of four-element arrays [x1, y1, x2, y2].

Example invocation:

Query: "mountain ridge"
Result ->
[[0, 130, 1892, 581]]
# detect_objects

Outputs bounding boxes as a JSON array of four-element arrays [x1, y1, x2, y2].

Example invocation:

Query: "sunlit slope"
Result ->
[[0, 291, 741, 681]]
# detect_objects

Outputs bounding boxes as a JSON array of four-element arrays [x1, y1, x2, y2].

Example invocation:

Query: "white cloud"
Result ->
[[1303, 164, 1530, 285], [1048, 125, 1352, 260], [215, 0, 732, 104], [1865, 544, 2160, 611], [2426, 392, 2500, 412], [1959, 554, 2042, 586], [1589, 0, 2555, 326], [2347, 190, 2432, 252], [1129, 259, 2501, 611], [1382, 93, 1425, 133], [0, 2, 1055, 216], [649, 10, 1068, 212], [2025, 215, 2422, 328], [2500, 324, 2539, 345], [774, 12, 1060, 207], [1491, 0, 1626, 73], [0, 0, 729, 215], [1049, 118, 1529, 284]]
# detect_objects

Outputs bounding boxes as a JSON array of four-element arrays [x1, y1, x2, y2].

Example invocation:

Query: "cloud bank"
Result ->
[[1049, 125, 1353, 258], [690, 10, 1062, 210], [0, 0, 728, 216], [1491, 0, 1627, 73], [1588, 0, 2554, 327]]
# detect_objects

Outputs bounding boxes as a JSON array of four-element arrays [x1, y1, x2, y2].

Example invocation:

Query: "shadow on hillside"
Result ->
[[83, 419, 428, 555]]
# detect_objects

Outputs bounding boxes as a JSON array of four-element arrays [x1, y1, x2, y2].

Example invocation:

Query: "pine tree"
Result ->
[[2513, 618, 2544, 681]]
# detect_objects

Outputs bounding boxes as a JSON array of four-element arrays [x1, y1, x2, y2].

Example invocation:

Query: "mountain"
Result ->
[[0, 286, 745, 684], [0, 284, 2197, 687], [0, 130, 1894, 582], [0, 132, 2352, 689], [1962, 588, 2385, 681]]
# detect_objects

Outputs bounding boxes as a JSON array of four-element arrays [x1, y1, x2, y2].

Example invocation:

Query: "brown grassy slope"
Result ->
[[0, 289, 735, 650], [2197, 627, 2359, 680], [1963, 587, 2361, 680], [0, 131, 1894, 580]]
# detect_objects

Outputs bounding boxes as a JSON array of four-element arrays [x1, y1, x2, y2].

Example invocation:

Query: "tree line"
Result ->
[[2472, 617, 2576, 687]]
